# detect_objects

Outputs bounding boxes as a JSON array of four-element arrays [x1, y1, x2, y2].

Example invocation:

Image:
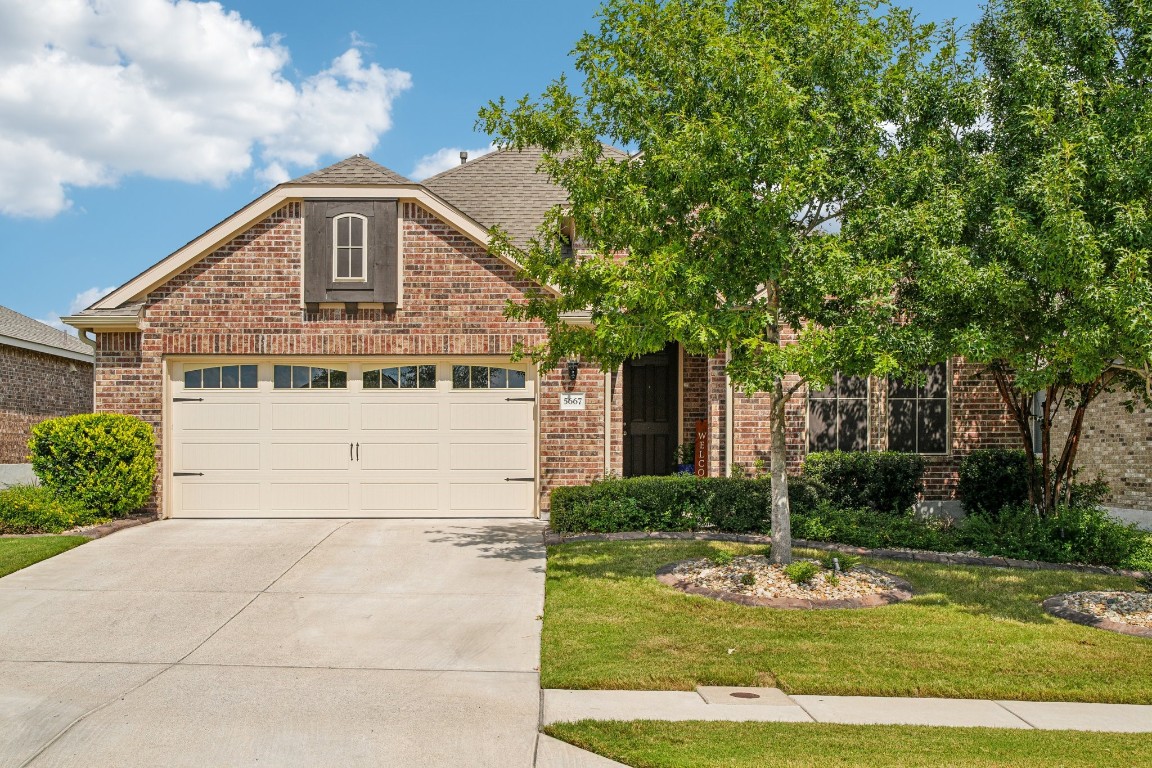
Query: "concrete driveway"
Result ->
[[0, 518, 546, 767]]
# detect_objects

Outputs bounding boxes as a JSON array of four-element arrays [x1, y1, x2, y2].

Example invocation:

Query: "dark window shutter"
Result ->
[[303, 199, 399, 305]]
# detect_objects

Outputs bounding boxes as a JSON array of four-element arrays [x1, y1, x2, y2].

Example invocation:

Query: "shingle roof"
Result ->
[[290, 154, 412, 186], [0, 305, 92, 357], [422, 146, 629, 250]]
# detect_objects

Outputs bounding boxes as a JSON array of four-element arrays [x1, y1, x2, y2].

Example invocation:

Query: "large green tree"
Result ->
[[878, 0, 1152, 513], [479, 0, 938, 562]]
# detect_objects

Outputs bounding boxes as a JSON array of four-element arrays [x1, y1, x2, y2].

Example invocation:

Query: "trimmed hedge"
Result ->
[[957, 448, 1032, 517], [548, 472, 1151, 569], [29, 413, 156, 518], [550, 475, 821, 534], [0, 485, 105, 534], [801, 451, 925, 514], [958, 448, 1114, 519]]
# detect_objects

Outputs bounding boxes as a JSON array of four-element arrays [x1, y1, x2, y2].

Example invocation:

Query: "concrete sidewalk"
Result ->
[[542, 688, 1152, 733]]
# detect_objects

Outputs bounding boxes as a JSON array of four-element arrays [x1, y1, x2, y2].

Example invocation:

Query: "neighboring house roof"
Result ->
[[423, 146, 629, 251], [289, 154, 412, 186], [0, 304, 93, 362]]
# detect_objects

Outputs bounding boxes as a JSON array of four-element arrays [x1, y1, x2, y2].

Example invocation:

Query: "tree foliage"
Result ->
[[878, 0, 1152, 513], [479, 0, 940, 562]]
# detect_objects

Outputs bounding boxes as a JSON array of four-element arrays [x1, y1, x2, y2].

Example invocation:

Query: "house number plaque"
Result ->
[[560, 392, 586, 410]]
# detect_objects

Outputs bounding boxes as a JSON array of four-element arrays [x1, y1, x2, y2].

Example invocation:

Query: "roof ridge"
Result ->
[[419, 146, 516, 184], [289, 154, 412, 185]]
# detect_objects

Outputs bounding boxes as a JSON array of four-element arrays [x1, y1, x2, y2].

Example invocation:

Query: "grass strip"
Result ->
[[543, 540, 1152, 702], [0, 536, 88, 578], [545, 720, 1152, 768]]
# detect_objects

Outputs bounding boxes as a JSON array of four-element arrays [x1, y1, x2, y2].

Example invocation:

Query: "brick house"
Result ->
[[0, 305, 94, 468], [64, 151, 1150, 519]]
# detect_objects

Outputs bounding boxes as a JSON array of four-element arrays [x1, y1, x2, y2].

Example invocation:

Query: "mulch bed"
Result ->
[[656, 557, 913, 610], [1043, 592, 1152, 639]]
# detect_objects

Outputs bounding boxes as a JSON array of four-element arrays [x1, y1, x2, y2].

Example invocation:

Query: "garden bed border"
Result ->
[[543, 530, 1151, 579], [655, 561, 914, 609], [1043, 593, 1152, 639], [0, 512, 159, 540]]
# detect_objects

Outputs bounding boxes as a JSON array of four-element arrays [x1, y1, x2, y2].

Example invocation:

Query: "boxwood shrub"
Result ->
[[551, 475, 820, 534], [0, 484, 104, 534], [957, 448, 1032, 518], [801, 451, 925, 514], [29, 413, 156, 518]]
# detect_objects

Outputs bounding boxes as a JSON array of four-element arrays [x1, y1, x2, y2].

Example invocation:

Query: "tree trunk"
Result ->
[[769, 377, 793, 565], [991, 366, 1109, 515]]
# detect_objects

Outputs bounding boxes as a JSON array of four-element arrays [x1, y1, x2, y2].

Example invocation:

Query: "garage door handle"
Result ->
[[505, 397, 535, 402], [350, 443, 354, 460], [173, 397, 203, 402], [173, 472, 203, 477], [356, 443, 360, 461], [505, 477, 535, 482]]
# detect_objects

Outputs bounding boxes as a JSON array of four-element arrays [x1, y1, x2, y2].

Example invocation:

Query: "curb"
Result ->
[[542, 530, 1150, 579]]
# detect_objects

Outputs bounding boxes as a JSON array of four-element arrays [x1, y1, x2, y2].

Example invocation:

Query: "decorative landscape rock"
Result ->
[[1043, 591, 1152, 639], [656, 556, 913, 609]]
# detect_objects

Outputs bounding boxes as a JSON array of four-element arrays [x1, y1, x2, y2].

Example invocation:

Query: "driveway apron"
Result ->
[[0, 518, 545, 767]]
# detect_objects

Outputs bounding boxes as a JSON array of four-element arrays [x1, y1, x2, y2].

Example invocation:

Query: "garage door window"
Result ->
[[273, 365, 348, 389], [363, 365, 436, 389], [185, 365, 257, 389], [452, 365, 526, 389]]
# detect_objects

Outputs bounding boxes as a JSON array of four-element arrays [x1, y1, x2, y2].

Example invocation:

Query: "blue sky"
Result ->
[[0, 0, 981, 329]]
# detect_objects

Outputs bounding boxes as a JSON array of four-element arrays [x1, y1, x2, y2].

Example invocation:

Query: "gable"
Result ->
[[134, 201, 544, 335]]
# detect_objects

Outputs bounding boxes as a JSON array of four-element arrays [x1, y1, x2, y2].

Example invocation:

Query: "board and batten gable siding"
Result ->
[[0, 344, 93, 464], [92, 201, 619, 516]]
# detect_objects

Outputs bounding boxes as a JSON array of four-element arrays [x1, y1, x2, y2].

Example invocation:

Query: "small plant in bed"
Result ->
[[783, 561, 821, 585], [710, 550, 735, 567]]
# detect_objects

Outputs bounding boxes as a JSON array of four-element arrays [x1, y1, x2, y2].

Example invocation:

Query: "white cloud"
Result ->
[[410, 144, 496, 181], [38, 285, 117, 334], [0, 0, 412, 218]]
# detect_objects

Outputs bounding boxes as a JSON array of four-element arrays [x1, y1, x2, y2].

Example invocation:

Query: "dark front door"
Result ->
[[623, 343, 679, 476]]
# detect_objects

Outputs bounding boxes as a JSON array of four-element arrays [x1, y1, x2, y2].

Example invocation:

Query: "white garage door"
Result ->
[[169, 360, 536, 518]]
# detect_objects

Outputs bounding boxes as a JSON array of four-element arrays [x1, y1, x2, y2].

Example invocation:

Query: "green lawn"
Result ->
[[545, 721, 1152, 768], [0, 536, 88, 578], [543, 540, 1152, 702]]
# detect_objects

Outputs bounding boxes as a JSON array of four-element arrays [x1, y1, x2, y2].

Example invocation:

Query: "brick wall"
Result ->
[[0, 344, 92, 464], [682, 353, 708, 444], [1054, 388, 1152, 511], [721, 357, 1022, 500], [93, 201, 620, 516]]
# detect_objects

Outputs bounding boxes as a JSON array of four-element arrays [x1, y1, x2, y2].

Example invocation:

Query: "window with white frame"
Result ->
[[332, 213, 367, 282], [887, 362, 949, 454]]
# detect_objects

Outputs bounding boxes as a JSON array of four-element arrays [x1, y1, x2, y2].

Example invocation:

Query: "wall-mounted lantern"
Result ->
[[566, 359, 580, 382]]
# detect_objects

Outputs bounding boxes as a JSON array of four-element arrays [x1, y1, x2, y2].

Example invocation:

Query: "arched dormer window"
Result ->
[[333, 213, 367, 282]]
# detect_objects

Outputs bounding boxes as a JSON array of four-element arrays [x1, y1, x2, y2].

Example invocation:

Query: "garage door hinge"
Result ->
[[173, 472, 204, 477], [505, 397, 535, 402], [173, 397, 203, 402], [504, 477, 535, 482]]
